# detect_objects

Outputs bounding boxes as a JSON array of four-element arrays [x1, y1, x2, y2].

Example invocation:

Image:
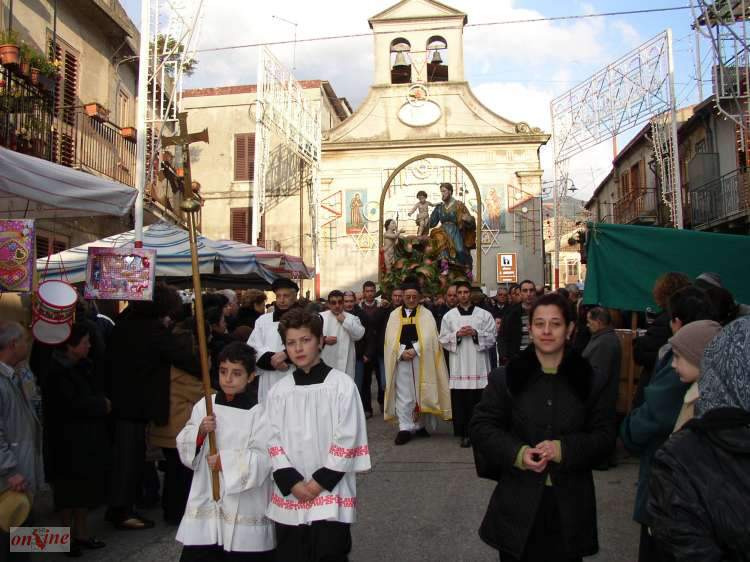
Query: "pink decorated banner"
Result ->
[[84, 247, 156, 301], [0, 219, 34, 292]]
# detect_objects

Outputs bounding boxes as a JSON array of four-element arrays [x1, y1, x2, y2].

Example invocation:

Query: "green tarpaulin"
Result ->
[[583, 222, 750, 312]]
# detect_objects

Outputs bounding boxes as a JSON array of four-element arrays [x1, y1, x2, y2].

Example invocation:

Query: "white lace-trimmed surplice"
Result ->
[[265, 368, 371, 526], [247, 311, 294, 402], [176, 396, 275, 552], [320, 310, 365, 378], [438, 305, 496, 390]]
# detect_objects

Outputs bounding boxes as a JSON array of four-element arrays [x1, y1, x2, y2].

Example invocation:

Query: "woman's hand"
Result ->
[[535, 440, 561, 463], [522, 447, 549, 473], [198, 414, 216, 436]]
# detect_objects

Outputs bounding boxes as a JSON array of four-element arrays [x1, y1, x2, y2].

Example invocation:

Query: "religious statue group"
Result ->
[[382, 182, 477, 297]]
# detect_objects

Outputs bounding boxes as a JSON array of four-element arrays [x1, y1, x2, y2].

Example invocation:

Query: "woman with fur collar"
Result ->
[[470, 292, 617, 562]]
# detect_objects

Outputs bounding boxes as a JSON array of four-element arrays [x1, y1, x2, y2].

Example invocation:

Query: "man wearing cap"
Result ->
[[247, 278, 300, 402], [383, 280, 451, 445], [0, 321, 42, 556]]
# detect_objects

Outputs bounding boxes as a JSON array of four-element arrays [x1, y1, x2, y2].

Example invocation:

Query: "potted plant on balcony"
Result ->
[[18, 43, 33, 79], [0, 30, 20, 67], [84, 102, 110, 122], [120, 126, 137, 141], [36, 58, 57, 94]]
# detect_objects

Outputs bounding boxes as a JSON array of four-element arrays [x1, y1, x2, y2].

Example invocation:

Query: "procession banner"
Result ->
[[0, 219, 35, 292], [84, 247, 156, 301]]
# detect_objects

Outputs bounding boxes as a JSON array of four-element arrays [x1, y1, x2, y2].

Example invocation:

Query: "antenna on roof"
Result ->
[[273, 15, 299, 72]]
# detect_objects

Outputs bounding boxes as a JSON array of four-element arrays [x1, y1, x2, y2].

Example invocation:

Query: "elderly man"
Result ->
[[583, 307, 622, 470], [0, 321, 43, 550], [383, 280, 451, 445]]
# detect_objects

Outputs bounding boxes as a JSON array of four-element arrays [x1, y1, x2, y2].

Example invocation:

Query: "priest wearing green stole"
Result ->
[[383, 280, 451, 445]]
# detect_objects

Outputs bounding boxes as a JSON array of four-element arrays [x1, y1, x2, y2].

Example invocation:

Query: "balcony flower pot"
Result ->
[[84, 102, 109, 122], [120, 126, 136, 141], [37, 74, 55, 94], [19, 61, 30, 79], [30, 67, 40, 86], [0, 44, 19, 66]]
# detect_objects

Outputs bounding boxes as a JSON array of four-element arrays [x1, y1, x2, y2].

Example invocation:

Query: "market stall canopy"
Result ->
[[583, 222, 750, 311], [212, 239, 313, 280], [38, 222, 313, 287], [0, 147, 137, 218], [38, 221, 216, 282]]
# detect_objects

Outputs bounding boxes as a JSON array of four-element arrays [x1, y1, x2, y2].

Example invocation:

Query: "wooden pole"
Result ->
[[186, 210, 220, 501]]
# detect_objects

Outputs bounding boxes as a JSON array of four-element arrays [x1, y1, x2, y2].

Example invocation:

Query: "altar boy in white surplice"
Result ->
[[320, 290, 365, 379], [265, 308, 370, 562], [438, 281, 496, 448], [176, 342, 275, 562]]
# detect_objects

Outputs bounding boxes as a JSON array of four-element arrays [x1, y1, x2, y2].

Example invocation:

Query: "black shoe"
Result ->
[[75, 537, 106, 549], [394, 431, 412, 445], [415, 427, 430, 438], [460, 437, 471, 448]]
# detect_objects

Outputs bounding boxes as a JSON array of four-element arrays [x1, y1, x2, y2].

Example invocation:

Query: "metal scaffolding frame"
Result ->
[[253, 47, 322, 284], [693, 0, 750, 155], [549, 30, 682, 286]]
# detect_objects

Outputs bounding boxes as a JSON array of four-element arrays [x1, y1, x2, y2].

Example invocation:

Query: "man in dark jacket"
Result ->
[[500, 280, 536, 363], [356, 281, 383, 414], [648, 315, 750, 562], [620, 286, 717, 562], [106, 283, 198, 530], [582, 307, 622, 469]]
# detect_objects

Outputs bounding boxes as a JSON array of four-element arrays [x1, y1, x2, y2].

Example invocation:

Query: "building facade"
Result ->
[[317, 0, 549, 294]]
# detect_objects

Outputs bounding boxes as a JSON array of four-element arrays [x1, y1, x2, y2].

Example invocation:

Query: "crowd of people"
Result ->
[[0, 270, 748, 562]]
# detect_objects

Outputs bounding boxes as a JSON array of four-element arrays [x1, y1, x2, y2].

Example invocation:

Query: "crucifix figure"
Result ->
[[161, 112, 220, 500], [161, 111, 209, 214]]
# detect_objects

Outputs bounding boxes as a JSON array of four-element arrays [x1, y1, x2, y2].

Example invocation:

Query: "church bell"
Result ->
[[394, 51, 409, 67], [431, 50, 443, 64]]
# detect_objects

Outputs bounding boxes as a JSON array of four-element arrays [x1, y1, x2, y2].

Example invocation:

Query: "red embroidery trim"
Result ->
[[268, 446, 285, 457], [271, 493, 357, 510], [450, 374, 488, 380], [328, 444, 369, 458]]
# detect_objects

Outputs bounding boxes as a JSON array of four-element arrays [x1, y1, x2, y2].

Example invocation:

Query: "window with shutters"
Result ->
[[47, 35, 79, 167], [117, 88, 131, 127], [234, 133, 256, 181], [36, 233, 69, 259], [619, 170, 630, 198], [630, 162, 641, 194], [230, 208, 252, 243]]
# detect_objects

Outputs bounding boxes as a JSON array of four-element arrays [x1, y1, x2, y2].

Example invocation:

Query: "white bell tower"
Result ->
[[369, 0, 467, 87]]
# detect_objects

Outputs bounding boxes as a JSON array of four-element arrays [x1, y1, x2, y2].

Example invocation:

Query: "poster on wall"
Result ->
[[0, 219, 35, 292], [497, 252, 518, 284], [482, 186, 506, 232], [84, 247, 156, 301], [346, 190, 367, 234]]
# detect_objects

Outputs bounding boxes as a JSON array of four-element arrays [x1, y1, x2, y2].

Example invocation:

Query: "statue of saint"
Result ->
[[428, 182, 476, 270]]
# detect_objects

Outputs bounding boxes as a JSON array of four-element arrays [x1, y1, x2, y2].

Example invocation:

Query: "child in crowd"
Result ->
[[670, 319, 722, 432], [176, 342, 275, 561], [408, 190, 435, 237], [265, 309, 370, 562]]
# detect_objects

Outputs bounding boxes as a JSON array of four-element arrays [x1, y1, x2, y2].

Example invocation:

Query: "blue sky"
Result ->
[[120, 1, 713, 198]]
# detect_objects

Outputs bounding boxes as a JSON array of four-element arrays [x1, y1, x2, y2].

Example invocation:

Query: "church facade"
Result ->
[[317, 0, 549, 294]]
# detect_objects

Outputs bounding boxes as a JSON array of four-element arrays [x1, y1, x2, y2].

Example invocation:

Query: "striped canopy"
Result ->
[[37, 221, 312, 286]]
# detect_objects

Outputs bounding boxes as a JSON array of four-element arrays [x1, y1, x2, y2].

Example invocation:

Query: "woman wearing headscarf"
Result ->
[[470, 293, 617, 562], [648, 315, 750, 562]]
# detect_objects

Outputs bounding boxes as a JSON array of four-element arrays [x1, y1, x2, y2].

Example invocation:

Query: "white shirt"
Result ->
[[247, 311, 295, 403], [320, 310, 365, 378], [438, 305, 496, 390]]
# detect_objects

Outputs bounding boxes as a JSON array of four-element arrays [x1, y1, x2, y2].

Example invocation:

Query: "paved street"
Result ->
[[31, 414, 639, 562]]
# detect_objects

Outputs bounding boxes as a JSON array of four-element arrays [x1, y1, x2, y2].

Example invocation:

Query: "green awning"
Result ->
[[582, 222, 750, 311]]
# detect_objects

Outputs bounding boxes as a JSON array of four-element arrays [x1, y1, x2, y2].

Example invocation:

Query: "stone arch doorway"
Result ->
[[378, 153, 483, 285]]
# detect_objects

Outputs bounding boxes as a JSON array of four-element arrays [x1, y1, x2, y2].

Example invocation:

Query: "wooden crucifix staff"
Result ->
[[161, 112, 220, 501]]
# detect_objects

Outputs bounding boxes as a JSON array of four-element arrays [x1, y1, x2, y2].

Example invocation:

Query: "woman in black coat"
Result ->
[[43, 322, 111, 555], [470, 292, 617, 562]]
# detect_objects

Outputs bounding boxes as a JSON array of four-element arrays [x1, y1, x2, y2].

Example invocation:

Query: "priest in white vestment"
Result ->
[[438, 281, 496, 447], [320, 290, 365, 379], [247, 277, 300, 403], [383, 280, 451, 445]]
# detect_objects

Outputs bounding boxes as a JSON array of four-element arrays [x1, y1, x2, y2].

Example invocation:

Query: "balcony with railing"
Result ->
[[1, 65, 136, 187], [690, 168, 750, 229], [613, 189, 659, 225]]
